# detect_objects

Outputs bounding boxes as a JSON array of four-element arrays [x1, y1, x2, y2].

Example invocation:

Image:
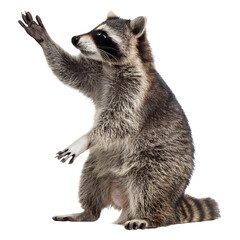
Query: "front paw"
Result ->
[[56, 149, 76, 164], [55, 135, 89, 164], [18, 11, 48, 43]]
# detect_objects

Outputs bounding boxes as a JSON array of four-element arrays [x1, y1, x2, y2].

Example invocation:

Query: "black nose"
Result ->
[[71, 36, 80, 46]]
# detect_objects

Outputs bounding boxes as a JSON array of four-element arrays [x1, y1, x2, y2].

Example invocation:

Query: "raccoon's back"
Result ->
[[143, 71, 189, 125], [142, 71, 193, 151]]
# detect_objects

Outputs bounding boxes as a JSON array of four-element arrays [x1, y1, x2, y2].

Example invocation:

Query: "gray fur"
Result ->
[[19, 12, 220, 230]]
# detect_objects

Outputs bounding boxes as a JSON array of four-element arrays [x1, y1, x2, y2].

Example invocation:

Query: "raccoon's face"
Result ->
[[71, 12, 147, 63]]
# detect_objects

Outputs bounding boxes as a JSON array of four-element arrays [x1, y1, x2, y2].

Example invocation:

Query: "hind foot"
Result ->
[[124, 219, 148, 230], [52, 211, 99, 222]]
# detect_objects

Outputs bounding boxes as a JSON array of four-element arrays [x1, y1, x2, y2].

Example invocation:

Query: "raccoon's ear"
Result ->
[[130, 16, 147, 38], [107, 11, 118, 19]]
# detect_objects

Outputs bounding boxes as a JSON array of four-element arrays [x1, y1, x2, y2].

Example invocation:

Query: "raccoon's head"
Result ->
[[71, 12, 147, 63]]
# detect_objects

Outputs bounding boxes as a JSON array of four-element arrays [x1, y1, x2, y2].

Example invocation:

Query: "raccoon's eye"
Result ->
[[96, 31, 108, 39]]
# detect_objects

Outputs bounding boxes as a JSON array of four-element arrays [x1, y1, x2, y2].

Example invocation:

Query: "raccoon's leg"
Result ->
[[110, 173, 174, 230], [124, 164, 179, 229], [19, 12, 102, 98], [53, 151, 109, 222], [52, 211, 98, 222], [124, 186, 176, 229], [78, 151, 111, 218]]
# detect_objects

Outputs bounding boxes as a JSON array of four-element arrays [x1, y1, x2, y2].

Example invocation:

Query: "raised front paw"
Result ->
[[18, 11, 48, 43], [56, 149, 76, 164]]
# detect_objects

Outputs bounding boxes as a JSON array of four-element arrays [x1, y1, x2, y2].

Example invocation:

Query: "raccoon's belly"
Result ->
[[91, 147, 125, 177], [109, 182, 129, 209]]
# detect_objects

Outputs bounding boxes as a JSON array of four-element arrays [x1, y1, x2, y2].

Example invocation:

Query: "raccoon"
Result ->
[[19, 11, 220, 230]]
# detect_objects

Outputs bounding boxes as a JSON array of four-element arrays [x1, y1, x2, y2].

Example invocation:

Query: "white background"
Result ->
[[1, 0, 240, 239]]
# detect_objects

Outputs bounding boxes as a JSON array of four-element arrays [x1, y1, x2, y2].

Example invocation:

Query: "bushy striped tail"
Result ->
[[177, 194, 220, 224]]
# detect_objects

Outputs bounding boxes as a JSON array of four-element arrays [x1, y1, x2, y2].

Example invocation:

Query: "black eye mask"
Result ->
[[91, 30, 122, 61]]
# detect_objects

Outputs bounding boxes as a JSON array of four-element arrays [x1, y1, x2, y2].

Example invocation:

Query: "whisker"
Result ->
[[98, 48, 111, 62], [99, 49, 109, 61], [98, 48, 118, 62], [98, 45, 118, 52]]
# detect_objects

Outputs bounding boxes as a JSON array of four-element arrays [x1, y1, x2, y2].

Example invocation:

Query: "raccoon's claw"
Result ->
[[56, 149, 76, 164]]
